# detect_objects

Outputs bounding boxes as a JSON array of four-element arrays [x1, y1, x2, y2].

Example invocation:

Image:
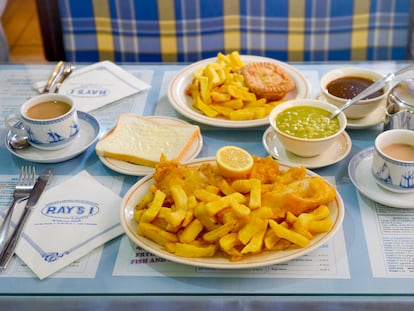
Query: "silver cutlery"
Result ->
[[54, 62, 75, 93], [42, 61, 65, 94], [0, 166, 36, 250], [0, 168, 53, 270]]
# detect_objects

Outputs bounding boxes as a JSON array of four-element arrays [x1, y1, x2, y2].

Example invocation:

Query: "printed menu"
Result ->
[[359, 194, 414, 277]]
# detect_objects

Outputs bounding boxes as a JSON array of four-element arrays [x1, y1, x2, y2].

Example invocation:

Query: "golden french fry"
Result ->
[[221, 99, 244, 109], [219, 232, 243, 256], [178, 218, 203, 243], [206, 192, 246, 216], [140, 190, 165, 223], [137, 222, 178, 246], [230, 199, 251, 217], [238, 217, 266, 245], [134, 209, 145, 223], [194, 95, 218, 117], [174, 242, 218, 258], [240, 219, 267, 254], [194, 188, 221, 203], [211, 91, 231, 102], [135, 191, 154, 210], [310, 204, 331, 220], [203, 220, 236, 243], [264, 227, 281, 250], [170, 184, 188, 210], [194, 202, 218, 231], [308, 219, 333, 233], [229, 109, 255, 120], [268, 219, 309, 248], [249, 178, 261, 209]]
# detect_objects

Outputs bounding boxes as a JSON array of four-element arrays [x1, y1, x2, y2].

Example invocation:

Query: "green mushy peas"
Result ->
[[275, 106, 340, 139]]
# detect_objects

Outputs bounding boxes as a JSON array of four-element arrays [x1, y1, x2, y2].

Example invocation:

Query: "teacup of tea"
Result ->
[[372, 129, 414, 193], [5, 94, 79, 150]]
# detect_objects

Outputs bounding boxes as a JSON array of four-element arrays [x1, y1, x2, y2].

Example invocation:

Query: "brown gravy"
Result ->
[[326, 76, 383, 99], [382, 143, 414, 161], [26, 100, 71, 120]]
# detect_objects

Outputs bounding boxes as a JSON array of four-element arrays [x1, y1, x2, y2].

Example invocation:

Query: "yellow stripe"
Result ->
[[288, 0, 305, 61], [158, 0, 177, 62], [223, 1, 240, 54], [92, 0, 114, 60], [351, 1, 370, 60]]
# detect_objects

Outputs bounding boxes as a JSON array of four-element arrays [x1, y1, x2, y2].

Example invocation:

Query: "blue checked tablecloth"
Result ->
[[57, 0, 413, 62]]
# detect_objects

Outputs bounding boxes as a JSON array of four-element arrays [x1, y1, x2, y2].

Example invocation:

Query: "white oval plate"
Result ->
[[168, 55, 311, 128], [5, 111, 100, 163], [262, 127, 352, 169], [348, 148, 414, 208], [98, 116, 203, 176], [121, 157, 345, 269]]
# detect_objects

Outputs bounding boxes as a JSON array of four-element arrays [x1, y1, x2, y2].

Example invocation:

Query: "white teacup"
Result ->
[[372, 129, 414, 193], [5, 94, 79, 150]]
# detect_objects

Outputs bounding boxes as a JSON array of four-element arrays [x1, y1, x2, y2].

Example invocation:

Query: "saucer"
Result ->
[[317, 93, 386, 129], [262, 127, 352, 169], [98, 116, 203, 176], [348, 148, 414, 209], [5, 111, 100, 163]]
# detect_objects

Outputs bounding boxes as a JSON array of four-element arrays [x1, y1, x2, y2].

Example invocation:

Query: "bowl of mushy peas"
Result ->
[[268, 99, 347, 157]]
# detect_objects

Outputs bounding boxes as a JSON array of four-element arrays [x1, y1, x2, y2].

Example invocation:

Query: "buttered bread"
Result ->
[[96, 113, 200, 167]]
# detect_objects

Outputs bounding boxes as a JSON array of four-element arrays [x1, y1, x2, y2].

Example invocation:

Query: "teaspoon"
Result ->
[[7, 131, 29, 150]]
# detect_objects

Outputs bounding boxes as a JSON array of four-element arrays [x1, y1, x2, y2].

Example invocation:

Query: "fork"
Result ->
[[0, 166, 36, 250]]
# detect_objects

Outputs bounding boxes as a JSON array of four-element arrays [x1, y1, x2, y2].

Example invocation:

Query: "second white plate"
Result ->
[[168, 55, 311, 128]]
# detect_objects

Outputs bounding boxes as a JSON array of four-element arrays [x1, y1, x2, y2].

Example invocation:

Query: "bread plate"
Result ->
[[98, 116, 203, 176], [120, 157, 344, 269], [168, 55, 311, 128]]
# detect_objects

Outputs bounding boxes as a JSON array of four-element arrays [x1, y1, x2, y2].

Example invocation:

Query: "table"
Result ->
[[0, 61, 413, 310]]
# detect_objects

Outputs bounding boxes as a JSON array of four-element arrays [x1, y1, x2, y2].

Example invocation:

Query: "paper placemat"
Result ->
[[15, 170, 124, 279]]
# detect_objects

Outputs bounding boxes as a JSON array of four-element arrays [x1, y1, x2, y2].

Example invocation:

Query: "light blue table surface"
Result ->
[[0, 62, 413, 310]]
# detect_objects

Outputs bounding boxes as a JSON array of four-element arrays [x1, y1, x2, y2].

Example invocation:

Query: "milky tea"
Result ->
[[381, 143, 414, 162], [25, 100, 71, 120]]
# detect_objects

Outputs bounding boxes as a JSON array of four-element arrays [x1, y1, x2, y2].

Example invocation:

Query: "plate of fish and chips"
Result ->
[[120, 156, 344, 269]]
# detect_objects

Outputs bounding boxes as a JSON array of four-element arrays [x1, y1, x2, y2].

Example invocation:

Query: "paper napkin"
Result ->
[[15, 170, 124, 279], [33, 60, 151, 112]]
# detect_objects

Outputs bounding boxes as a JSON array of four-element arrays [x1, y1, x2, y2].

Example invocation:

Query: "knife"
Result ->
[[42, 61, 65, 94], [0, 168, 53, 270]]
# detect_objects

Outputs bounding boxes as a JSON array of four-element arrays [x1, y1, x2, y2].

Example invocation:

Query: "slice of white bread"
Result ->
[[96, 113, 200, 167]]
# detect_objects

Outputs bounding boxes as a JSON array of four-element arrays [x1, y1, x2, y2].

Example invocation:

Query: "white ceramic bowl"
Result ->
[[268, 99, 347, 158], [372, 129, 414, 193], [320, 67, 390, 119]]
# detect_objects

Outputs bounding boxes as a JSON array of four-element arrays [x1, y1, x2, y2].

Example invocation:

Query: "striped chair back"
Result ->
[[53, 0, 413, 62]]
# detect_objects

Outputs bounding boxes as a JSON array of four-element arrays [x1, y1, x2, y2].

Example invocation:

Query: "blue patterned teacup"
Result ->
[[372, 129, 414, 193], [5, 94, 79, 150]]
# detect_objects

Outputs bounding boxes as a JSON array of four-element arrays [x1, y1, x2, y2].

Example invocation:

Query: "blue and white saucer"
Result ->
[[348, 148, 414, 209], [5, 111, 100, 163]]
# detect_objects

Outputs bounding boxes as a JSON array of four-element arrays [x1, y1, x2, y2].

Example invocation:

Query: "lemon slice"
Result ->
[[216, 146, 254, 179]]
